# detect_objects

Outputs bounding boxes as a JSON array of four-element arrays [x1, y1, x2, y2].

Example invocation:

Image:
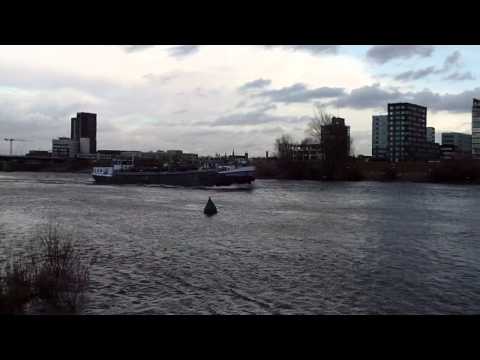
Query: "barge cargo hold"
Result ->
[[92, 162, 256, 187]]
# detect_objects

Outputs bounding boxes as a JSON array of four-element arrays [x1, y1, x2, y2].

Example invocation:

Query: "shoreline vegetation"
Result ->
[[252, 158, 480, 184], [2, 158, 480, 185], [0, 158, 92, 173], [0, 223, 93, 314]]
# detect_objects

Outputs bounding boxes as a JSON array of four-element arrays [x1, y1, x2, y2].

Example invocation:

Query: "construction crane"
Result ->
[[4, 138, 27, 156]]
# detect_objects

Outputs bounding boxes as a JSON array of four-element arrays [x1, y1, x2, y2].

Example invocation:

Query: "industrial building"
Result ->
[[278, 117, 350, 161], [278, 143, 323, 161]]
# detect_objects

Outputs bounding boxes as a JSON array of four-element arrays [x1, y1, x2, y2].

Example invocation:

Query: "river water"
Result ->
[[1, 172, 480, 314]]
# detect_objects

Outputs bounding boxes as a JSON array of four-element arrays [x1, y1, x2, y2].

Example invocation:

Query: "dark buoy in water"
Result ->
[[204, 197, 217, 216]]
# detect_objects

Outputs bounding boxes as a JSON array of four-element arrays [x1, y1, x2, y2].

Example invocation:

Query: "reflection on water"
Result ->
[[1, 172, 480, 314]]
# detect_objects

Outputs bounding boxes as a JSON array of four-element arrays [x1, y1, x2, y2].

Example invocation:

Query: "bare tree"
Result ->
[[306, 104, 334, 143], [301, 137, 316, 145], [275, 134, 294, 159], [349, 137, 355, 157], [305, 104, 353, 179]]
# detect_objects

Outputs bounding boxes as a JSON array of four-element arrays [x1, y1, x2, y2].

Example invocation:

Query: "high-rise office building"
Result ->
[[427, 127, 435, 143], [71, 112, 97, 154], [372, 115, 388, 160], [472, 99, 480, 159], [387, 103, 428, 162]]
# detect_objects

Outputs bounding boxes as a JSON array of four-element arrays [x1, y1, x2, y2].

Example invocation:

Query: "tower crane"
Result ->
[[4, 138, 27, 156]]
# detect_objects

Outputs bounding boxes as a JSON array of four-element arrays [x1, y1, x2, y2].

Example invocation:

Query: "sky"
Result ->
[[0, 45, 479, 156]]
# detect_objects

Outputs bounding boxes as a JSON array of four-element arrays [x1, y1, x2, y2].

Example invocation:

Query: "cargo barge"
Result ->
[[92, 160, 256, 186]]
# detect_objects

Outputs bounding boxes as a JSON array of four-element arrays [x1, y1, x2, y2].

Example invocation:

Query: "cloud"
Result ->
[[0, 63, 121, 95], [263, 45, 339, 55], [349, 130, 372, 156], [394, 66, 436, 81], [366, 45, 435, 64], [258, 83, 346, 103], [444, 50, 462, 69], [183, 126, 289, 155], [443, 71, 475, 81], [235, 100, 247, 108], [331, 83, 400, 109], [238, 78, 272, 91], [0, 88, 103, 154], [330, 83, 480, 113], [167, 45, 199, 58], [122, 45, 156, 53], [194, 87, 221, 98], [2, 45, 478, 157], [121, 45, 200, 58], [143, 72, 180, 84], [393, 50, 465, 82], [434, 50, 462, 74], [254, 103, 277, 113], [212, 113, 280, 126], [172, 109, 189, 114], [208, 110, 310, 127], [405, 89, 478, 113], [410, 88, 480, 112]]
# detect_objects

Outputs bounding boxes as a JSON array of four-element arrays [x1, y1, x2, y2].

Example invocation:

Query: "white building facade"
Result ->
[[52, 137, 79, 158]]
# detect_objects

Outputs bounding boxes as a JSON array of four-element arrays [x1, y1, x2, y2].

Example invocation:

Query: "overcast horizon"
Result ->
[[0, 45, 479, 157]]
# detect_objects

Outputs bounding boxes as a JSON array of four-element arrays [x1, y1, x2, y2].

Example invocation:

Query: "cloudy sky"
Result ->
[[0, 45, 479, 156]]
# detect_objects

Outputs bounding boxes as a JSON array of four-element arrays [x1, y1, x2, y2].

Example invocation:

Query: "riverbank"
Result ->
[[0, 157, 93, 172], [3, 157, 480, 185], [252, 158, 480, 184]]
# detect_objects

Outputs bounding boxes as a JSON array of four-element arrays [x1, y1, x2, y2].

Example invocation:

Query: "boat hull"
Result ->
[[92, 169, 255, 186]]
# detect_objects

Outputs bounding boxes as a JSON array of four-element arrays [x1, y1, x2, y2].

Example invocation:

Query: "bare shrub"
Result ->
[[0, 223, 92, 314], [275, 134, 295, 159], [0, 257, 36, 313], [33, 223, 92, 313]]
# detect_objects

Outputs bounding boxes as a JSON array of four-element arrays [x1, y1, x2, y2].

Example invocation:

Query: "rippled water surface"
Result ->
[[1, 171, 480, 314]]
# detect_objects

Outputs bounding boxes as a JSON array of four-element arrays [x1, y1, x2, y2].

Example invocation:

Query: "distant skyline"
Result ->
[[0, 45, 479, 156]]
